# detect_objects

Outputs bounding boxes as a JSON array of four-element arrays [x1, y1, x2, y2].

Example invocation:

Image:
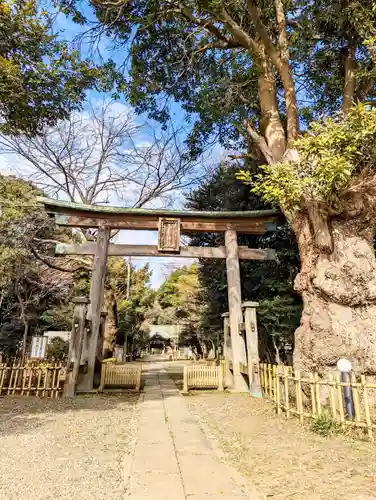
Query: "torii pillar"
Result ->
[[64, 297, 89, 397], [225, 229, 248, 392], [79, 226, 110, 391]]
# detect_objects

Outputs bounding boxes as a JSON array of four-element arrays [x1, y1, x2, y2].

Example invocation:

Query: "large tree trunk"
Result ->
[[292, 214, 376, 375]]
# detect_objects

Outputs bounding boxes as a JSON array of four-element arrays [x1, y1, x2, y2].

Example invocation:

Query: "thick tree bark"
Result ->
[[292, 214, 376, 375]]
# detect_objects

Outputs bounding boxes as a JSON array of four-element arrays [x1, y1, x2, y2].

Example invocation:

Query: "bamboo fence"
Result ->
[[260, 363, 376, 440], [0, 363, 64, 398], [99, 363, 142, 392], [183, 364, 224, 392]]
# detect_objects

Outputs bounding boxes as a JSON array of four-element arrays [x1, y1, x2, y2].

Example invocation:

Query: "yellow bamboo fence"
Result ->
[[183, 364, 224, 393], [194, 359, 217, 365], [0, 363, 64, 398], [99, 363, 142, 392], [260, 363, 376, 440]]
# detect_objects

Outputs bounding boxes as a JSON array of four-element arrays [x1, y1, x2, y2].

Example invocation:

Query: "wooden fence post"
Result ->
[[361, 375, 373, 440], [309, 373, 316, 416], [328, 373, 336, 420], [314, 372, 322, 416], [275, 365, 281, 414], [295, 369, 304, 423], [283, 366, 290, 418], [351, 372, 360, 424], [336, 373, 345, 425]]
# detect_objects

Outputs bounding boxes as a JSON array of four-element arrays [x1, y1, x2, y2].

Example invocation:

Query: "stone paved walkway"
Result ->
[[126, 362, 257, 499]]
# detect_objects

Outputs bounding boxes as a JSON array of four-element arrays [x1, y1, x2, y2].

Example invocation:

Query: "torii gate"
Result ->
[[40, 198, 279, 394]]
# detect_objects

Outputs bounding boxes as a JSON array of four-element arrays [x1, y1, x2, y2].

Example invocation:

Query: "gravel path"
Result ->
[[0, 394, 139, 500], [185, 392, 376, 500]]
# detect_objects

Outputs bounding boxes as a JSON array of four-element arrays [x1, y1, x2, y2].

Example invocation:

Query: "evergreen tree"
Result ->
[[186, 164, 301, 361]]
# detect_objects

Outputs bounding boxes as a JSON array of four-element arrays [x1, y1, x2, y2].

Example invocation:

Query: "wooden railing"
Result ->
[[260, 363, 376, 440], [0, 363, 64, 398], [99, 363, 142, 392], [183, 364, 224, 393]]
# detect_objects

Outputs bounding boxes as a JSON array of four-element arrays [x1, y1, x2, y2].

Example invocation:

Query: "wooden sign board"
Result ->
[[158, 218, 181, 252], [30, 336, 48, 360]]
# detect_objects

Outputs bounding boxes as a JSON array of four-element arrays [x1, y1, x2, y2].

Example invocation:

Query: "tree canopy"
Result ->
[[61, 0, 376, 157], [0, 176, 72, 355], [150, 264, 213, 357], [0, 0, 118, 136]]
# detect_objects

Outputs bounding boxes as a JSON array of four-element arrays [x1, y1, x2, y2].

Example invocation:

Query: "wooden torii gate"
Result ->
[[40, 198, 279, 393]]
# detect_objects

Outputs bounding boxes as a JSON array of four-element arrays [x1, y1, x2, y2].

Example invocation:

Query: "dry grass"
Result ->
[[185, 391, 376, 499]]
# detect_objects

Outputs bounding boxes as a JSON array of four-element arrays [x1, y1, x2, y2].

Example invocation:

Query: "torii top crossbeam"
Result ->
[[40, 198, 279, 234]]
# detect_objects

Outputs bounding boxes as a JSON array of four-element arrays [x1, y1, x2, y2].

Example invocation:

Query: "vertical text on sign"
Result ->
[[30, 336, 48, 359], [158, 218, 181, 252]]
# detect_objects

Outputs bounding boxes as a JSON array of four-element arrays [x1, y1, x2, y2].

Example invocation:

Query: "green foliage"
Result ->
[[157, 264, 212, 357], [115, 260, 155, 346], [61, 0, 376, 155], [258, 295, 301, 348], [39, 302, 72, 332], [0, 175, 72, 354], [157, 266, 200, 312], [0, 0, 120, 136], [46, 337, 69, 362], [244, 105, 376, 212], [311, 411, 342, 437]]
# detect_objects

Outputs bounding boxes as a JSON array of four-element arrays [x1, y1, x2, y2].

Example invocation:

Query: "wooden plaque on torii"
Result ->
[[158, 217, 181, 252]]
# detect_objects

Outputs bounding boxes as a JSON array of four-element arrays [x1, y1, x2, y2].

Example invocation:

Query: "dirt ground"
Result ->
[[185, 392, 376, 499], [0, 394, 139, 500], [166, 363, 376, 500]]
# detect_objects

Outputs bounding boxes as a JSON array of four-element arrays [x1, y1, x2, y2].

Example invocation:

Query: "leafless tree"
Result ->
[[0, 100, 211, 358], [0, 99, 206, 208]]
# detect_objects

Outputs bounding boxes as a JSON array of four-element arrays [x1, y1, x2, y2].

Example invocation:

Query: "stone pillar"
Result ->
[[242, 301, 262, 397], [225, 229, 248, 392], [221, 312, 233, 388], [80, 226, 110, 391], [64, 297, 90, 397]]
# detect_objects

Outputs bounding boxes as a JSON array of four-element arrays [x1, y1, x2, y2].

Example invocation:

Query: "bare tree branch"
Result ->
[[28, 244, 90, 273], [0, 99, 206, 212]]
